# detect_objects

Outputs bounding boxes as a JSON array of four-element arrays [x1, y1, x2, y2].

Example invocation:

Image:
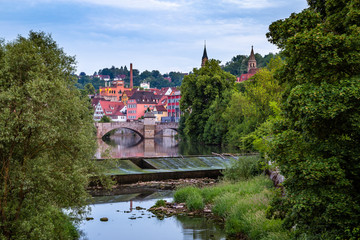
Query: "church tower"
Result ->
[[201, 41, 208, 67], [247, 46, 257, 74]]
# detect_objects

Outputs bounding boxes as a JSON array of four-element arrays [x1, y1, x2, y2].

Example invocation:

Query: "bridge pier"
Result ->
[[143, 112, 156, 138]]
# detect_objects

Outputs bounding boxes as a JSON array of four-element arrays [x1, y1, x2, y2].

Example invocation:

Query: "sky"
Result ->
[[0, 0, 308, 75]]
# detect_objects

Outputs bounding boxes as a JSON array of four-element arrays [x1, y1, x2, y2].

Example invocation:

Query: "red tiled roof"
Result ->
[[123, 88, 137, 97], [99, 100, 125, 116], [129, 91, 162, 104], [154, 105, 167, 112], [92, 96, 107, 108]]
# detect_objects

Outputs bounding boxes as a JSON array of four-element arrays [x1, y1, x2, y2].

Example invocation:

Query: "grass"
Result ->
[[153, 199, 167, 207], [172, 155, 290, 239]]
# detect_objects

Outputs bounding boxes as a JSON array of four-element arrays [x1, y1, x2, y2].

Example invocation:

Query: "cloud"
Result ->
[[74, 0, 181, 10], [221, 0, 276, 9]]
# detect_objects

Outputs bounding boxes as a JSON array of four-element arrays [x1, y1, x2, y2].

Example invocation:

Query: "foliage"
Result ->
[[222, 52, 279, 76], [0, 31, 97, 239], [186, 191, 204, 211], [180, 59, 236, 142], [222, 155, 263, 181], [84, 83, 95, 95], [266, 0, 360, 238], [99, 115, 111, 123], [173, 186, 201, 204], [153, 199, 167, 208], [173, 176, 288, 239], [222, 57, 285, 150]]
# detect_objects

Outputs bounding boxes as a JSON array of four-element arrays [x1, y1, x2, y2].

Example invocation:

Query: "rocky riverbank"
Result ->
[[88, 177, 218, 196], [148, 199, 215, 219]]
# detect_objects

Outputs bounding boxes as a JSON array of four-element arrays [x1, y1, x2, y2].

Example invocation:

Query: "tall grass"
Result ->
[[172, 155, 289, 239]]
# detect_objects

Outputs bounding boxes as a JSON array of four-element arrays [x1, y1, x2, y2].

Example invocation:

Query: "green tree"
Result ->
[[84, 82, 95, 95], [223, 57, 284, 150], [222, 54, 247, 76], [266, 0, 360, 238], [0, 32, 97, 239], [180, 59, 236, 142], [99, 115, 111, 123]]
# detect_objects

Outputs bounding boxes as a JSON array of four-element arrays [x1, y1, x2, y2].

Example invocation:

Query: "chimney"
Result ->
[[130, 63, 133, 89]]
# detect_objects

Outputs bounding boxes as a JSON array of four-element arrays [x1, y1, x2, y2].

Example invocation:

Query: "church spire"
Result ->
[[201, 40, 208, 67], [249, 45, 255, 61], [247, 45, 257, 73]]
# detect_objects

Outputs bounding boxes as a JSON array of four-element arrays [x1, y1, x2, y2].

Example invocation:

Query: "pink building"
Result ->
[[126, 91, 162, 120], [167, 90, 181, 122]]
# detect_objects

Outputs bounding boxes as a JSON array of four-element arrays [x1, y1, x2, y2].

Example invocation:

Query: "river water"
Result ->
[[80, 130, 234, 239], [95, 129, 237, 159], [79, 191, 226, 240]]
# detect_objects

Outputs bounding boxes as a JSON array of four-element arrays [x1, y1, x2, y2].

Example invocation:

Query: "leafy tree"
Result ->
[[168, 71, 185, 86], [202, 89, 232, 145], [180, 59, 236, 142], [99, 115, 111, 123], [222, 53, 278, 76], [223, 57, 285, 150], [0, 32, 97, 239], [84, 82, 96, 95], [266, 0, 360, 238]]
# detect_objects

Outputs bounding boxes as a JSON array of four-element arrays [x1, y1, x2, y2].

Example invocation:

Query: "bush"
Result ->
[[186, 192, 204, 211], [99, 115, 111, 123], [153, 199, 167, 207], [173, 186, 199, 203], [222, 155, 263, 181]]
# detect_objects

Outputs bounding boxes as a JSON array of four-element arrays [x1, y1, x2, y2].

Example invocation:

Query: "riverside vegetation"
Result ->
[[150, 155, 289, 239], [0, 32, 106, 239], [179, 0, 360, 239]]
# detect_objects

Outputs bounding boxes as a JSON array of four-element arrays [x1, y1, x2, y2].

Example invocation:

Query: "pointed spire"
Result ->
[[201, 40, 208, 67], [249, 45, 255, 61], [247, 45, 257, 73], [202, 40, 208, 60]]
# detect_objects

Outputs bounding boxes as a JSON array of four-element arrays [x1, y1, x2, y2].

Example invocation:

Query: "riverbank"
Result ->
[[88, 177, 218, 196], [148, 175, 289, 240]]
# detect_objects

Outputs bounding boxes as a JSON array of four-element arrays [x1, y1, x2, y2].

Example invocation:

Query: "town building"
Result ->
[[120, 89, 137, 104], [152, 105, 168, 122], [93, 100, 126, 122], [140, 82, 150, 89], [98, 79, 131, 101], [237, 46, 259, 82], [167, 90, 181, 122], [126, 91, 162, 120]]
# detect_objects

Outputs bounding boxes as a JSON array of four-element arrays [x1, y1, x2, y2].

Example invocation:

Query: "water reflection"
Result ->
[[95, 128, 238, 159]]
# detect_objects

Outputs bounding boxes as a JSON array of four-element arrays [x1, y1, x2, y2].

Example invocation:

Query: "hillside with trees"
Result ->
[[75, 52, 279, 91], [76, 66, 186, 90], [222, 52, 279, 76]]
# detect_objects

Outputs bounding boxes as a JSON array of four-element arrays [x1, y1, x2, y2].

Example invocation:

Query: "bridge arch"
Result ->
[[95, 122, 145, 139], [95, 121, 179, 139], [102, 127, 144, 139]]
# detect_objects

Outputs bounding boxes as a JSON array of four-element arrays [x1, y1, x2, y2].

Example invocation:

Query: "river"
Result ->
[[80, 129, 233, 239], [95, 129, 237, 159], [79, 191, 226, 240]]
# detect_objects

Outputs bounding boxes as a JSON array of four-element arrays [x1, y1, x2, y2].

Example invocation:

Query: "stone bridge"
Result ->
[[95, 121, 179, 139]]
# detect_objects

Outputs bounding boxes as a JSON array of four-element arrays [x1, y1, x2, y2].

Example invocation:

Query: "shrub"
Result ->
[[186, 192, 204, 211], [173, 186, 199, 203], [153, 199, 167, 207], [222, 155, 262, 181]]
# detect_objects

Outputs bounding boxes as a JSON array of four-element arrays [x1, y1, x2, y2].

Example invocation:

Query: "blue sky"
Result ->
[[0, 0, 308, 74]]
